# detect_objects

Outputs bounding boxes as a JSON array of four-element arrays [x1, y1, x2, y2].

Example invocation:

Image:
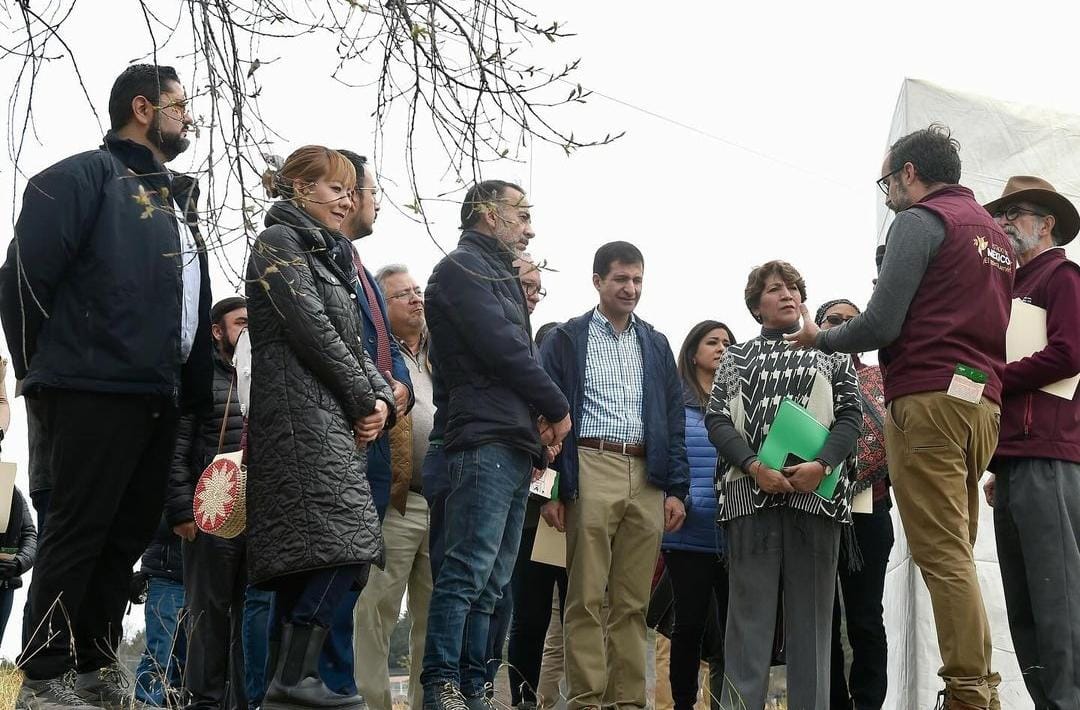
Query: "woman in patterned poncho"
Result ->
[[705, 260, 862, 710]]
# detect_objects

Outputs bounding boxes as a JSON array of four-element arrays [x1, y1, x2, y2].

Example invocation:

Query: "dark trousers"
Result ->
[[0, 587, 15, 646], [830, 502, 894, 710], [271, 565, 367, 636], [184, 533, 248, 709], [508, 518, 568, 705], [427, 445, 518, 695], [664, 549, 728, 710], [20, 389, 178, 679], [321, 588, 361, 695], [995, 457, 1080, 710], [242, 586, 273, 706], [486, 581, 514, 686]]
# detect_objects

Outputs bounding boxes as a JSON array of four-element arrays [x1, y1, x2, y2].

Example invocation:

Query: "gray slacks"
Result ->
[[994, 457, 1080, 710], [719, 507, 840, 710]]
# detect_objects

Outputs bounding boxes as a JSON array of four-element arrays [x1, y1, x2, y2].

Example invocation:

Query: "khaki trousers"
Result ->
[[886, 391, 1000, 708], [564, 448, 664, 710], [653, 635, 710, 710], [353, 491, 432, 710], [537, 589, 565, 709]]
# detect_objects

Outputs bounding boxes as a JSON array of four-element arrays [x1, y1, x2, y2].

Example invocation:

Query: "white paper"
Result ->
[[528, 468, 557, 499], [233, 328, 253, 415], [0, 463, 17, 533], [851, 487, 874, 515], [530, 519, 566, 568], [1006, 299, 1080, 400]]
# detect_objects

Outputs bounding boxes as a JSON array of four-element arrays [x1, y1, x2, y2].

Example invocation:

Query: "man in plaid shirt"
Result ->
[[539, 241, 689, 710]]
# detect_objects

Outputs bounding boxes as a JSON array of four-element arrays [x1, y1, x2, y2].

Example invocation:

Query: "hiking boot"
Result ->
[[262, 622, 363, 709], [76, 664, 152, 709], [18, 672, 97, 710], [425, 682, 470, 710]]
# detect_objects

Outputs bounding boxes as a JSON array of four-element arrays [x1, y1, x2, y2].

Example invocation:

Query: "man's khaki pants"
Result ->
[[353, 491, 433, 710], [564, 448, 664, 710], [886, 391, 1001, 709]]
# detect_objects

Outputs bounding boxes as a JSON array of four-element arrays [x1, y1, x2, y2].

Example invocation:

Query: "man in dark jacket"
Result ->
[[168, 296, 249, 710], [982, 177, 1080, 710], [320, 150, 414, 696], [420, 180, 571, 710], [538, 241, 689, 710], [0, 64, 213, 709]]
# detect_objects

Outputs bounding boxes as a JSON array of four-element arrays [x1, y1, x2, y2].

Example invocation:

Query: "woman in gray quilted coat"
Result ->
[[245, 145, 394, 709]]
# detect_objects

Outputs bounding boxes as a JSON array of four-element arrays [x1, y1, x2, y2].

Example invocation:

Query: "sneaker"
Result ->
[[17, 672, 97, 710], [75, 664, 152, 709], [429, 682, 470, 710], [464, 684, 498, 710]]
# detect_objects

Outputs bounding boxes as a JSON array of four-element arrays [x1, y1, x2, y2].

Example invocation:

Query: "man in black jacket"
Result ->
[[168, 296, 248, 710], [0, 64, 213, 709], [419, 180, 571, 710]]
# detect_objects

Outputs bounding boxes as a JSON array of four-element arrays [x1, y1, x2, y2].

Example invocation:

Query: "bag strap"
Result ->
[[216, 375, 235, 456]]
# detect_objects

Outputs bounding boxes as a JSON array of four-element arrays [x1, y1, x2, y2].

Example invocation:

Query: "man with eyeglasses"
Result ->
[[980, 177, 1080, 710], [0, 64, 213, 709], [323, 149, 415, 697], [787, 124, 1014, 710], [351, 264, 433, 710]]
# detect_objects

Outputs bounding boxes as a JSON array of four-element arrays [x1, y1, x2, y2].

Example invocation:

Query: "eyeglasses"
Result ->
[[388, 287, 422, 301], [876, 166, 904, 195], [523, 284, 547, 299], [824, 314, 856, 326], [991, 205, 1048, 222]]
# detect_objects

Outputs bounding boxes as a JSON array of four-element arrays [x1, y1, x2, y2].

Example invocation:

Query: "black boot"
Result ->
[[261, 623, 364, 709]]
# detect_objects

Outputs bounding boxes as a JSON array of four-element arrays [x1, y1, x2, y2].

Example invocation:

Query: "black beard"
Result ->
[[149, 116, 190, 162], [219, 340, 236, 361]]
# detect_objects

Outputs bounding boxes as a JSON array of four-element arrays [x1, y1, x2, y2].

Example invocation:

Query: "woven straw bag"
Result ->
[[194, 377, 248, 538]]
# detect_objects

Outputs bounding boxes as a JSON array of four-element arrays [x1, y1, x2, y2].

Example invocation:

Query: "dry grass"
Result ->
[[0, 664, 22, 710]]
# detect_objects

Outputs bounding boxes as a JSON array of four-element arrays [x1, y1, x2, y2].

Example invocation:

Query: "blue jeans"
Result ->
[[421, 443, 531, 700], [243, 586, 273, 707], [134, 577, 186, 706], [320, 588, 361, 695], [485, 581, 513, 685]]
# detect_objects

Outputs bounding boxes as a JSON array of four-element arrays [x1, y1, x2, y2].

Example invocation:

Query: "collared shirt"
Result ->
[[176, 211, 200, 363], [580, 308, 645, 444]]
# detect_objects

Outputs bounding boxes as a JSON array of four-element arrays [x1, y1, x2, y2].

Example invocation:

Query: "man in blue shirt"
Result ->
[[540, 241, 689, 710]]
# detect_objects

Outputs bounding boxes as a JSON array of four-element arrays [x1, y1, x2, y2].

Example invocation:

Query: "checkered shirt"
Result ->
[[580, 308, 645, 444]]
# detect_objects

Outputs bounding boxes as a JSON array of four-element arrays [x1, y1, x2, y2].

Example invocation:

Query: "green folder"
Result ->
[[758, 398, 842, 500]]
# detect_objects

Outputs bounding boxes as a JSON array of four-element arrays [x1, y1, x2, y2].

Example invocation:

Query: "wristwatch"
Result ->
[[813, 457, 832, 476]]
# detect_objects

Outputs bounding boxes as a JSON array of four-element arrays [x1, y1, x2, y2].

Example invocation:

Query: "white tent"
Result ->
[[881, 79, 1080, 709]]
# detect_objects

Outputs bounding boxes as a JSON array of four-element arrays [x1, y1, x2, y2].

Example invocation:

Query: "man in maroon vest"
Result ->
[[787, 124, 1014, 710], [981, 176, 1080, 710]]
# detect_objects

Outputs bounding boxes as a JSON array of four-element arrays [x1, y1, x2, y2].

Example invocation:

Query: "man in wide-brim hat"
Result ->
[[983, 175, 1080, 710]]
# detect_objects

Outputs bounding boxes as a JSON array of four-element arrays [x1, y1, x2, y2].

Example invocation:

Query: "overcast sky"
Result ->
[[1, 0, 1080, 661]]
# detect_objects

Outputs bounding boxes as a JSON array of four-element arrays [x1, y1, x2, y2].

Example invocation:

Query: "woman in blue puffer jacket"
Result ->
[[661, 320, 736, 710]]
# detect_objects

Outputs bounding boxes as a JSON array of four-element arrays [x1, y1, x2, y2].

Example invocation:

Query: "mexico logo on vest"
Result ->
[[972, 235, 1012, 273]]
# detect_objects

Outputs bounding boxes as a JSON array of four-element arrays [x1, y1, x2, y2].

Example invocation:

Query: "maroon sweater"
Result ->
[[996, 248, 1080, 463], [880, 186, 1014, 404]]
